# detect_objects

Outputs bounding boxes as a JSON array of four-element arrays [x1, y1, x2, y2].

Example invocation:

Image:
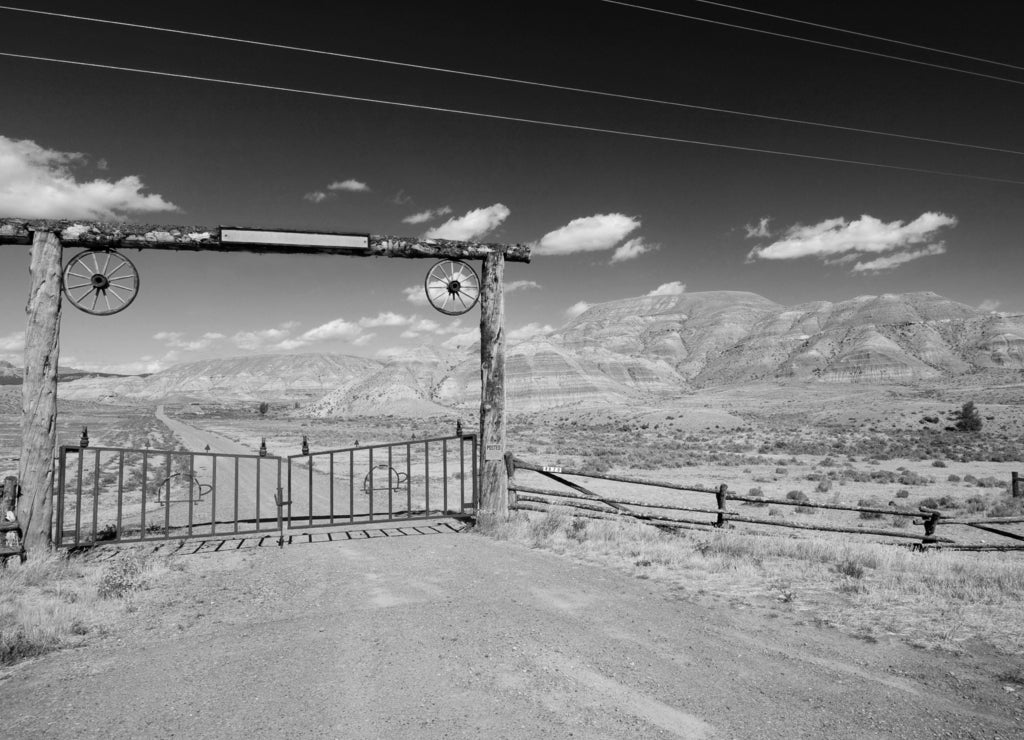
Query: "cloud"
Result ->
[[231, 322, 300, 351], [327, 179, 370, 192], [153, 331, 225, 352], [402, 285, 429, 306], [646, 281, 686, 296], [0, 134, 178, 219], [609, 236, 658, 264], [506, 280, 541, 292], [296, 318, 362, 343], [535, 213, 641, 256], [745, 217, 772, 239], [303, 191, 328, 204], [351, 333, 376, 347], [566, 300, 592, 319], [402, 206, 452, 225], [392, 189, 413, 205], [425, 203, 510, 241], [748, 212, 957, 265], [850, 243, 947, 273], [0, 331, 25, 352], [978, 299, 1001, 312], [507, 323, 554, 344], [358, 311, 412, 328]]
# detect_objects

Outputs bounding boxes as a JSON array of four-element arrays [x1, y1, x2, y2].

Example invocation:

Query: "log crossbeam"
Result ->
[[0, 219, 532, 262]]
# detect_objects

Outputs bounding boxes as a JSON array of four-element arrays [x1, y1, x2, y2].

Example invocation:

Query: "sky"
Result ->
[[1, 0, 1022, 373]]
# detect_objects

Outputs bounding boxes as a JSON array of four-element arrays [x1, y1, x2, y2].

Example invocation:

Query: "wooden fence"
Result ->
[[507, 458, 1024, 551]]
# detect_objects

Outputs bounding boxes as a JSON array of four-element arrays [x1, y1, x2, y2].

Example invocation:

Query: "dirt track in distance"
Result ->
[[3, 525, 1022, 739]]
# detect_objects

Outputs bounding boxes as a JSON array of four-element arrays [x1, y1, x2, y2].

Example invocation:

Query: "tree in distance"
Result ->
[[955, 401, 982, 432], [258, 401, 269, 416]]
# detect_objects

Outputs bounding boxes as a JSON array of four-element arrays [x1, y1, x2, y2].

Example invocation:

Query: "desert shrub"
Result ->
[[931, 460, 946, 468], [815, 476, 832, 493], [987, 496, 1024, 518], [744, 487, 768, 507], [974, 476, 1005, 489], [947, 474, 961, 483], [257, 401, 269, 416], [963, 474, 978, 485], [963, 496, 987, 514], [897, 470, 930, 486], [895, 489, 910, 499], [955, 401, 982, 432], [775, 467, 788, 475], [794, 505, 816, 515], [937, 495, 959, 509], [836, 559, 866, 579], [97, 555, 147, 599], [857, 497, 884, 519], [919, 497, 939, 510], [785, 490, 809, 504]]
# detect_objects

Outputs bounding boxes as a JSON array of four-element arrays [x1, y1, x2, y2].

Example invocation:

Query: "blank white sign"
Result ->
[[220, 229, 369, 249]]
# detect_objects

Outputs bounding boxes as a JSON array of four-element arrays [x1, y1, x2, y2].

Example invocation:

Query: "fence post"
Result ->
[[921, 510, 941, 545], [504, 453, 517, 510], [1013, 471, 1020, 498], [715, 484, 728, 528]]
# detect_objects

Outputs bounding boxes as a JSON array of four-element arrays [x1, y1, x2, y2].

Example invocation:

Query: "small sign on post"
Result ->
[[485, 443, 503, 461]]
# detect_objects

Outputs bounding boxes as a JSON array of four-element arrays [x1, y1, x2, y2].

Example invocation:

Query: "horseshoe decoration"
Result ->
[[424, 259, 480, 316], [62, 249, 140, 316]]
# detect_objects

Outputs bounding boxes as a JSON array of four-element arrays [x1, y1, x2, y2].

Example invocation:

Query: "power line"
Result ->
[[2, 50, 1023, 186], [598, 0, 1024, 88], [688, 0, 1024, 74], [0, 4, 1021, 158]]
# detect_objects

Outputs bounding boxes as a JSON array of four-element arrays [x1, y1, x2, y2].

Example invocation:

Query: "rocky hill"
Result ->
[[55, 290, 1024, 412]]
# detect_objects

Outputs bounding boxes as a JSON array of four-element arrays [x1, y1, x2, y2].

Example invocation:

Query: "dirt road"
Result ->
[[3, 525, 1022, 738]]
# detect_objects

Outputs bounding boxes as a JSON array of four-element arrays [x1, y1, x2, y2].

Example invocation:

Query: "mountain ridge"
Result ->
[[55, 290, 1024, 412]]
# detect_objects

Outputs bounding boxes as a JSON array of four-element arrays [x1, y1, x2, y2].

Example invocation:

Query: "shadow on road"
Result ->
[[68, 520, 470, 560]]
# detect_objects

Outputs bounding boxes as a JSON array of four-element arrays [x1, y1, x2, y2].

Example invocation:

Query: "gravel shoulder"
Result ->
[[3, 525, 1023, 739]]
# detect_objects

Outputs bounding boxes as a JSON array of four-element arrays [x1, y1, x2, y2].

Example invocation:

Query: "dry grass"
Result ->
[[0, 548, 179, 665], [479, 508, 1024, 654]]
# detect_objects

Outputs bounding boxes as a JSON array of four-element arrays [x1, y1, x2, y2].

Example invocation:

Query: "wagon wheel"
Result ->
[[424, 259, 480, 316], [62, 249, 140, 316]]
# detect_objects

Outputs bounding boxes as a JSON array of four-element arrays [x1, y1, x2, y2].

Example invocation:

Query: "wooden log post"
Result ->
[[18, 230, 63, 554], [478, 252, 508, 524], [920, 509, 942, 545], [715, 484, 728, 528], [1012, 471, 1020, 498]]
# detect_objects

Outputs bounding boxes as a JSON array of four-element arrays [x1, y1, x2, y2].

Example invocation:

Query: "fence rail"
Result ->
[[509, 457, 1024, 549]]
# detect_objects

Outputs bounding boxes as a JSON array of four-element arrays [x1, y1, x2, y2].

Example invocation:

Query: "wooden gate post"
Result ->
[[478, 251, 508, 523], [18, 230, 63, 554]]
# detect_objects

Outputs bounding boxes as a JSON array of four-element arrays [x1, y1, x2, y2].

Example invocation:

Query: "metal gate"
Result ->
[[285, 433, 477, 531], [56, 444, 284, 547], [55, 433, 477, 546]]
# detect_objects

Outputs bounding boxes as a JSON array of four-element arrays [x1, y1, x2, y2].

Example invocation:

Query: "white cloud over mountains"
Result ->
[[535, 213, 640, 256], [646, 281, 686, 296], [425, 203, 510, 241], [747, 212, 956, 273], [403, 206, 452, 224], [0, 134, 178, 219], [850, 243, 947, 273], [565, 300, 592, 318], [609, 236, 657, 264]]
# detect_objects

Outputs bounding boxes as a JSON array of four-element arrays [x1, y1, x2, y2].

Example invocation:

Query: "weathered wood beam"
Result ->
[[18, 231, 62, 554], [0, 219, 532, 262], [478, 251, 508, 523]]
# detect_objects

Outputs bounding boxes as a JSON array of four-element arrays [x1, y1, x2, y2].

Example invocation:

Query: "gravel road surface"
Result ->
[[3, 524, 1022, 739]]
